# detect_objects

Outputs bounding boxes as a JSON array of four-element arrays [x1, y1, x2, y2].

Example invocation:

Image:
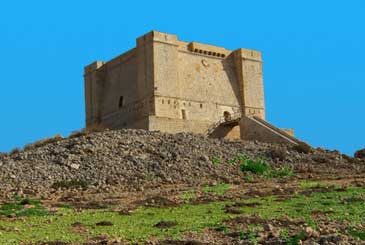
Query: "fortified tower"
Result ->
[[84, 31, 299, 145]]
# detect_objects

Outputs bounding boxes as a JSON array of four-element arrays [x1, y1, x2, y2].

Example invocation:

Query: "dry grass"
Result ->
[[69, 124, 108, 138]]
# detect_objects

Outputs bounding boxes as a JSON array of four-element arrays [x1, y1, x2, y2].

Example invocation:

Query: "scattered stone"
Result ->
[[354, 148, 365, 159], [154, 221, 177, 228], [95, 221, 113, 226], [70, 164, 80, 170], [304, 226, 319, 238], [0, 128, 363, 199]]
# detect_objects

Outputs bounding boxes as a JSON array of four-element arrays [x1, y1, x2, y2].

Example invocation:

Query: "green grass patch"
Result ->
[[299, 180, 329, 189], [0, 201, 232, 243], [348, 227, 365, 240], [0, 197, 48, 217], [229, 153, 293, 178], [265, 165, 294, 178], [238, 187, 365, 228], [244, 174, 255, 183], [211, 156, 221, 165], [180, 191, 196, 201], [202, 183, 231, 196], [240, 158, 270, 175], [2, 187, 365, 243]]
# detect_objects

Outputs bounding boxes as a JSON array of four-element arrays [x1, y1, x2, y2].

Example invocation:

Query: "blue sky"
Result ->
[[0, 0, 364, 155]]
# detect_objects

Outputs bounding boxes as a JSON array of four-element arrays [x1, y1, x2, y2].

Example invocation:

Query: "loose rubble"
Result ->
[[0, 129, 363, 199]]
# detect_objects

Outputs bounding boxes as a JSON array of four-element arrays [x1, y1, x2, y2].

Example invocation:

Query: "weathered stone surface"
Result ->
[[0, 129, 362, 199], [84, 30, 272, 141]]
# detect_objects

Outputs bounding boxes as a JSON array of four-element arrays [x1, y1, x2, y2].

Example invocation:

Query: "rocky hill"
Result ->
[[0, 129, 363, 199], [2, 129, 365, 244]]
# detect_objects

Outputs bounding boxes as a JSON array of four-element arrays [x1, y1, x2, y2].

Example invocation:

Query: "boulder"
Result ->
[[354, 148, 365, 159]]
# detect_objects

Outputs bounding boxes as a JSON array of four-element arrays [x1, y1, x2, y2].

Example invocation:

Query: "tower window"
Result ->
[[182, 109, 187, 120], [200, 103, 203, 108], [119, 96, 124, 108]]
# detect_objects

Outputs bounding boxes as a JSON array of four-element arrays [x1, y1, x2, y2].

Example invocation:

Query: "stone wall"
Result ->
[[210, 124, 241, 140], [240, 116, 298, 145], [152, 32, 244, 133], [84, 31, 266, 138]]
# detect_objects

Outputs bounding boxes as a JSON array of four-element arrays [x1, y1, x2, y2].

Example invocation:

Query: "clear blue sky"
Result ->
[[0, 1, 364, 155]]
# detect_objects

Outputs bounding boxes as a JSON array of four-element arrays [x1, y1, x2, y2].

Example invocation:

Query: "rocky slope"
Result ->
[[0, 129, 364, 198]]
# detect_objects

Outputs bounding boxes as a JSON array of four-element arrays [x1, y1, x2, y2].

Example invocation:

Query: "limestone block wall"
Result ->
[[210, 124, 241, 140], [85, 30, 267, 137], [149, 116, 211, 134], [240, 116, 298, 145], [153, 33, 242, 129], [233, 48, 265, 119], [84, 32, 157, 129]]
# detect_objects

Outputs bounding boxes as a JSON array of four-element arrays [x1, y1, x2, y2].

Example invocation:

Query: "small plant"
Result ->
[[266, 165, 294, 178], [293, 141, 312, 154], [348, 227, 365, 240], [51, 179, 89, 190], [299, 180, 328, 189], [244, 174, 255, 183], [24, 134, 64, 151], [10, 147, 21, 154], [181, 191, 196, 201], [280, 228, 290, 241], [228, 153, 249, 165], [202, 183, 231, 196], [57, 203, 74, 209], [229, 153, 294, 178], [70, 125, 107, 138], [240, 158, 270, 175], [0, 197, 48, 217], [342, 154, 356, 163], [270, 147, 287, 161], [289, 230, 306, 245], [211, 156, 221, 165], [69, 129, 87, 138]]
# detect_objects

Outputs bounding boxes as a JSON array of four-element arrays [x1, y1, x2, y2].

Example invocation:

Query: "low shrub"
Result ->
[[270, 147, 287, 161], [228, 153, 250, 165], [293, 141, 312, 154], [348, 227, 365, 240], [69, 129, 87, 138], [229, 153, 294, 178], [0, 197, 47, 217], [240, 158, 270, 175], [266, 165, 294, 178], [10, 147, 21, 154], [211, 156, 221, 165], [24, 134, 64, 151], [51, 180, 89, 190], [70, 125, 108, 139], [202, 183, 231, 196], [342, 154, 356, 163]]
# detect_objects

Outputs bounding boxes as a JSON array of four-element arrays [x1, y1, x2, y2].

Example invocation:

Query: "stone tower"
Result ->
[[84, 31, 299, 145]]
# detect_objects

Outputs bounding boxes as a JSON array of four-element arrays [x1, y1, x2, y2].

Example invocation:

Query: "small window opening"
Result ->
[[162, 99, 164, 104], [200, 103, 203, 108], [182, 109, 187, 120], [118, 96, 124, 108]]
